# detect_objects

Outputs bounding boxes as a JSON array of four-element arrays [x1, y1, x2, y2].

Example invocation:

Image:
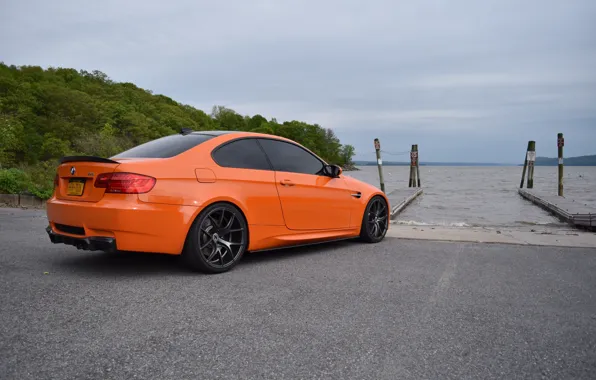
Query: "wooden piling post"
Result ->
[[374, 138, 385, 193], [409, 144, 419, 188], [558, 133, 564, 196], [527, 141, 536, 189], [415, 145, 421, 187], [520, 141, 531, 188], [408, 146, 413, 187], [520, 158, 527, 188]]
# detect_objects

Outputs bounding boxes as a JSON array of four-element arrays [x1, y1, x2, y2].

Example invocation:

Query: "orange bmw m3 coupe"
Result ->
[[46, 130, 390, 273]]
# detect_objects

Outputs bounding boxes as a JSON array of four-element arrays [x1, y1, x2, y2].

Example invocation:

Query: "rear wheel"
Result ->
[[183, 203, 248, 274], [359, 196, 389, 243]]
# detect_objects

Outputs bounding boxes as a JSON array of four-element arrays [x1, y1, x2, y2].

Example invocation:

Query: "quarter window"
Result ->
[[212, 138, 271, 170], [257, 139, 324, 175]]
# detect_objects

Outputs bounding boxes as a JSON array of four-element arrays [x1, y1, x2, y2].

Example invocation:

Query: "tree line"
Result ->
[[0, 63, 356, 198]]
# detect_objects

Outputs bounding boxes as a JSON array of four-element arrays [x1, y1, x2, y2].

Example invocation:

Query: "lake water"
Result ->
[[347, 165, 596, 228]]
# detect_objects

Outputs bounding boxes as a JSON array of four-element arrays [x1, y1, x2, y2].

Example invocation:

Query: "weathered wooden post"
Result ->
[[415, 145, 421, 187], [520, 141, 534, 188], [374, 138, 385, 193], [409, 144, 419, 187], [527, 141, 536, 189], [558, 133, 564, 196], [408, 146, 413, 187]]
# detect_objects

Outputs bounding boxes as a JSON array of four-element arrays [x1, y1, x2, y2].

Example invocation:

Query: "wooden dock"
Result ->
[[387, 188, 423, 219], [518, 189, 596, 231]]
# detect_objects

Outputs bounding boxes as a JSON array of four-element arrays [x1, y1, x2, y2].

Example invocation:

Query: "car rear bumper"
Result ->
[[45, 194, 200, 254], [46, 225, 117, 252]]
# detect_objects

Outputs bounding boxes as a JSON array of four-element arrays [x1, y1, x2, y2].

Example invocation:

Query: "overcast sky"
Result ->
[[2, 0, 595, 163]]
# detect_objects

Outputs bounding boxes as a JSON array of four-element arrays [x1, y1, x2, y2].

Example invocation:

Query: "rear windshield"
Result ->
[[112, 133, 215, 159]]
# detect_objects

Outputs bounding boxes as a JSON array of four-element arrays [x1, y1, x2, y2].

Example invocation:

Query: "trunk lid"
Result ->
[[55, 156, 121, 202]]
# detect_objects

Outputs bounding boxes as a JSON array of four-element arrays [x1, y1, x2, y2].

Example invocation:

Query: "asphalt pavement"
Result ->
[[1, 208, 596, 379]]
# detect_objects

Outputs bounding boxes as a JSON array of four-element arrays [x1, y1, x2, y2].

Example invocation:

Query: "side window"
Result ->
[[212, 138, 271, 170], [258, 139, 324, 175]]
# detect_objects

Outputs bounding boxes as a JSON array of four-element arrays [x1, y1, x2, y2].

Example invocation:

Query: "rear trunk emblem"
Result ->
[[70, 167, 76, 175]]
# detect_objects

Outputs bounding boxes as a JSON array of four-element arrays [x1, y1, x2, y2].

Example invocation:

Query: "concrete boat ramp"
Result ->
[[384, 186, 596, 248], [518, 189, 596, 231], [386, 188, 423, 219], [386, 224, 596, 248]]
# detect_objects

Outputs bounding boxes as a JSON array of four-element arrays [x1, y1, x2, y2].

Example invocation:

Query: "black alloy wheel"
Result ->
[[360, 195, 389, 243], [183, 203, 248, 273]]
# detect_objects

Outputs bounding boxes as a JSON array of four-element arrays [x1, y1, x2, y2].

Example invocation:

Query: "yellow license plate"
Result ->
[[67, 180, 85, 196]]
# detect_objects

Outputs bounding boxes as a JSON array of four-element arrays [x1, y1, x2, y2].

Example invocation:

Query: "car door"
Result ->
[[257, 138, 353, 230], [211, 138, 285, 226]]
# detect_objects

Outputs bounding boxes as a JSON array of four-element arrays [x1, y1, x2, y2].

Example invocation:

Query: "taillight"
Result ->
[[94, 173, 111, 188], [94, 172, 156, 194], [54, 174, 59, 188]]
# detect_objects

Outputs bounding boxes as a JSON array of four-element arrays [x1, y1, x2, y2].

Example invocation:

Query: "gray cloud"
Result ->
[[2, 0, 595, 162]]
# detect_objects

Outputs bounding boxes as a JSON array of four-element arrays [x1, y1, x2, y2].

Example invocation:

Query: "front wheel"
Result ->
[[182, 203, 248, 274], [359, 195, 389, 243]]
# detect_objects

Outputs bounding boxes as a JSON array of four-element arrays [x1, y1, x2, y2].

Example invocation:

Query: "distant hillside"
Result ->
[[0, 63, 355, 167], [353, 161, 513, 167], [0, 63, 356, 198], [534, 155, 596, 166], [354, 155, 596, 167]]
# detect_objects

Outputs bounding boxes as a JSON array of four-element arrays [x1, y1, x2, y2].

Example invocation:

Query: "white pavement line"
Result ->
[[428, 245, 460, 304]]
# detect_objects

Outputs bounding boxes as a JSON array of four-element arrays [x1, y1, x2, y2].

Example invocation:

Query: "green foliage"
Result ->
[[40, 135, 70, 160], [71, 122, 133, 158], [340, 144, 356, 166], [0, 164, 55, 199], [24, 161, 56, 199], [0, 168, 29, 194], [0, 63, 357, 199], [0, 115, 25, 166]]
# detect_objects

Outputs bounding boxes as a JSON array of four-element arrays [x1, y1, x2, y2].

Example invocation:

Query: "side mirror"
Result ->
[[323, 164, 342, 178]]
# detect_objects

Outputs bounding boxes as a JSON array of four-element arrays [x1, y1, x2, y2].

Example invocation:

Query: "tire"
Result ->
[[182, 202, 248, 274], [359, 195, 389, 243]]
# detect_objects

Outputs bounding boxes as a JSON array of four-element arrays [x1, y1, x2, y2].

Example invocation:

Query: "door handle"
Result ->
[[280, 179, 295, 186]]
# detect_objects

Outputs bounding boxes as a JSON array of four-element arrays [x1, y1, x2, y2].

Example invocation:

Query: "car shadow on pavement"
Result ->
[[240, 239, 357, 266], [57, 250, 189, 276], [57, 239, 360, 276]]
